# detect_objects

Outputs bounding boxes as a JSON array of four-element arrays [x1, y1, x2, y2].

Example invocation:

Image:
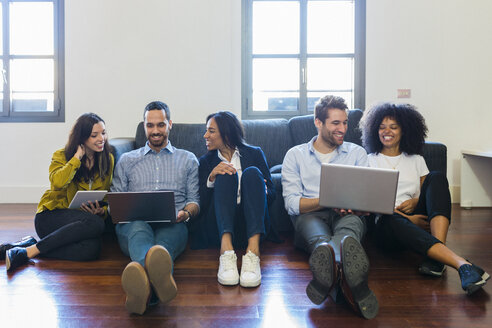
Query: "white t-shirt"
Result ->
[[314, 148, 336, 164], [368, 152, 429, 207]]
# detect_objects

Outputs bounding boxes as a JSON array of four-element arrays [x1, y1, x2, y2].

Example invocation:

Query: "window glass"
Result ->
[[10, 2, 54, 55], [243, 0, 363, 118], [307, 57, 353, 91], [12, 92, 54, 112], [253, 1, 299, 55], [0, 6, 3, 54], [1, 1, 63, 122], [0, 61, 3, 112], [307, 1, 354, 54], [10, 59, 54, 92], [307, 91, 353, 111], [252, 58, 299, 111]]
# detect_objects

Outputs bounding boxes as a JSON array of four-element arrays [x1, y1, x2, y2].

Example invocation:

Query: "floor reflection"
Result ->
[[1, 269, 59, 327], [261, 290, 297, 328]]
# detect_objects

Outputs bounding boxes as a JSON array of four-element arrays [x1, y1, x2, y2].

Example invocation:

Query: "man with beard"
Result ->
[[111, 101, 199, 315], [281, 95, 378, 319]]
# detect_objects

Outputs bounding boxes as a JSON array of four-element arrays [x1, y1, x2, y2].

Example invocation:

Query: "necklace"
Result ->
[[382, 153, 402, 170]]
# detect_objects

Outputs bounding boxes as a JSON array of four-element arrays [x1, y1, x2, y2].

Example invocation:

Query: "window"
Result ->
[[0, 0, 64, 122], [242, 0, 365, 118]]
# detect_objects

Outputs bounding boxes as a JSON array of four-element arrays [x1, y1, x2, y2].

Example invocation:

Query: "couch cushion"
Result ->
[[269, 172, 293, 232], [242, 118, 292, 168], [287, 115, 317, 146], [169, 123, 208, 159], [135, 121, 146, 149], [423, 142, 447, 175]]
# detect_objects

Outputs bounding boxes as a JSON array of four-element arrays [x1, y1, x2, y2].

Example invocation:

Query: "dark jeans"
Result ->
[[374, 171, 451, 255], [34, 209, 105, 261], [214, 166, 267, 247], [292, 209, 366, 262], [292, 209, 366, 303]]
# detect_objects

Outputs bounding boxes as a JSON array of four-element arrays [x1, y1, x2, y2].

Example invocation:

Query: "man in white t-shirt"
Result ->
[[282, 95, 378, 319]]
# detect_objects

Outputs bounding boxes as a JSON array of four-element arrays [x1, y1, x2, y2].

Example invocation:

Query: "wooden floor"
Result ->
[[1, 204, 492, 328]]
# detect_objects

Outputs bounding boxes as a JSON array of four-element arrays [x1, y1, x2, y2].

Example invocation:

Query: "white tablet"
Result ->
[[69, 190, 108, 209]]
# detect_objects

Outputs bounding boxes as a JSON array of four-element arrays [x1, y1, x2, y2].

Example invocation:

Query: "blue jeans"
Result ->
[[115, 220, 188, 267], [214, 166, 267, 245]]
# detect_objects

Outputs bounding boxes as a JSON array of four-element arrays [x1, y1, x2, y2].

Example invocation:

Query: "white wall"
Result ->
[[366, 0, 492, 201], [1, 0, 491, 203], [0, 0, 242, 202]]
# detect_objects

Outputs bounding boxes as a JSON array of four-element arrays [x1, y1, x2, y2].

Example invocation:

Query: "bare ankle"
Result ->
[[220, 247, 234, 255], [246, 248, 260, 257]]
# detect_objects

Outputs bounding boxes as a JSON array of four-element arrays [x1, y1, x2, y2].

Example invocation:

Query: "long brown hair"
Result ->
[[65, 113, 112, 182]]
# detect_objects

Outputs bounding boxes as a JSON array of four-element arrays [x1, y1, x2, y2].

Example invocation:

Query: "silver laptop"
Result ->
[[107, 191, 177, 224], [319, 163, 399, 215]]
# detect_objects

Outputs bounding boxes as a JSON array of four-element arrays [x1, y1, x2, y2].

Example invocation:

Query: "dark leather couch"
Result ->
[[109, 110, 447, 232]]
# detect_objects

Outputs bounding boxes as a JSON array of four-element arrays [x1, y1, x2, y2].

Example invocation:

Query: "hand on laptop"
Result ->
[[80, 200, 105, 216], [334, 208, 370, 217], [176, 210, 188, 223]]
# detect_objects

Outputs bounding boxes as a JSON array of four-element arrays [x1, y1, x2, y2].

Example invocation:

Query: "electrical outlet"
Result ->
[[397, 89, 411, 98]]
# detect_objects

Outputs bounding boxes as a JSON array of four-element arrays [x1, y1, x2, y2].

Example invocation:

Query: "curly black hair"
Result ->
[[360, 102, 428, 155]]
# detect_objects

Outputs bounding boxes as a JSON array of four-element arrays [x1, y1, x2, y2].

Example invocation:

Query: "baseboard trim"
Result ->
[[450, 185, 460, 204]]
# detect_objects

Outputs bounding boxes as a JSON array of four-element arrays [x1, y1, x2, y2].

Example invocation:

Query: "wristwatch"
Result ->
[[183, 209, 192, 222]]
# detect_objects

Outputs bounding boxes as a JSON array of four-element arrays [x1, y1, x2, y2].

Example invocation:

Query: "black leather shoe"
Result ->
[[0, 236, 37, 261], [6, 247, 29, 272], [340, 236, 379, 319], [306, 243, 338, 305]]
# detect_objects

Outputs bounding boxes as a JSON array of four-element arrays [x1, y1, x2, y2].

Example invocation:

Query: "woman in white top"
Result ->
[[360, 102, 489, 295]]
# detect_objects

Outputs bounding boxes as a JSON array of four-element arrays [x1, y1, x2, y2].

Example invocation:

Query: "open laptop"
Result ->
[[319, 163, 399, 215], [107, 191, 176, 224]]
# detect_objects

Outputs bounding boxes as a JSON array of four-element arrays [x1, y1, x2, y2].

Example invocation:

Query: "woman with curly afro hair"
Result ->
[[360, 102, 489, 295]]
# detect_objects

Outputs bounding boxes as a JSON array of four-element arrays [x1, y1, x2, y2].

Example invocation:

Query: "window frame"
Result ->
[[241, 0, 365, 119], [0, 0, 64, 123]]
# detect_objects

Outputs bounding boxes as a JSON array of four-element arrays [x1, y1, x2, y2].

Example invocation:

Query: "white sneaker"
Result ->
[[240, 251, 261, 287], [218, 250, 239, 285]]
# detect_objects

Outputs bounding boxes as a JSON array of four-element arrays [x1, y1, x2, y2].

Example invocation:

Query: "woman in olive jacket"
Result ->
[[3, 113, 114, 272]]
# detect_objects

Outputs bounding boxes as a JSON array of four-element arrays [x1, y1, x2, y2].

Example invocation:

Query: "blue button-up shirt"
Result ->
[[111, 141, 200, 213], [281, 136, 368, 216]]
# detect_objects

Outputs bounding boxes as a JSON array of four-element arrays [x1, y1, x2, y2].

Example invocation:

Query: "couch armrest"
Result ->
[[270, 164, 282, 174], [109, 138, 136, 163]]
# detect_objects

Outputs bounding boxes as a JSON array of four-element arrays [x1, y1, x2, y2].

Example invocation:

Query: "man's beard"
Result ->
[[148, 134, 166, 148], [321, 132, 341, 149]]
